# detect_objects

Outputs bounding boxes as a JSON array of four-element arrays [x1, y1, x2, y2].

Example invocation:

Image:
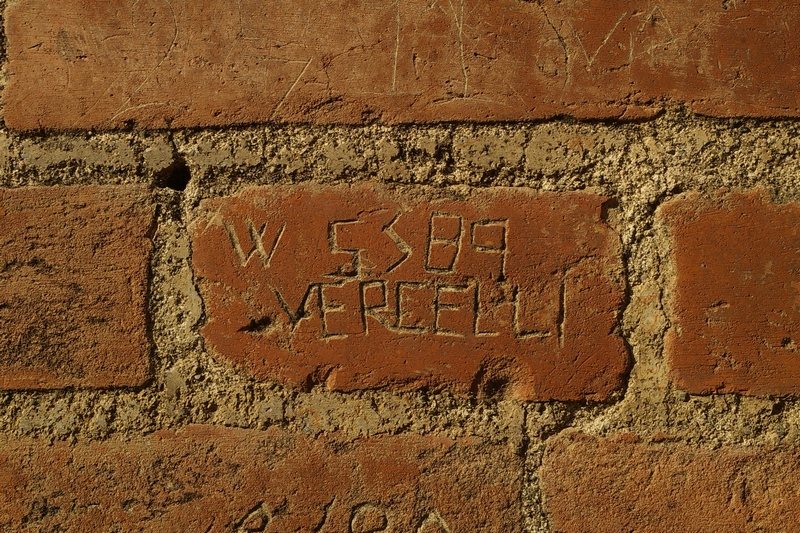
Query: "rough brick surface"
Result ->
[[660, 191, 800, 396], [0, 186, 154, 389], [540, 432, 800, 533], [7, 0, 800, 130], [0, 425, 522, 532], [191, 184, 627, 400]]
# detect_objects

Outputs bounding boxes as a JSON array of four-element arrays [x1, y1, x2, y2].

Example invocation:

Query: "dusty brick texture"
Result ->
[[6, 0, 800, 130], [0, 185, 155, 390], [661, 191, 800, 396], [191, 183, 628, 400], [540, 431, 800, 533], [3, 115, 800, 532], [0, 425, 521, 532], [5, 0, 800, 530]]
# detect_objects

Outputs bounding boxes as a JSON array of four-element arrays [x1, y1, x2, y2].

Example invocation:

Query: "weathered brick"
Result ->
[[0, 186, 154, 389], [0, 425, 522, 532], [660, 191, 800, 396], [191, 184, 627, 400], [6, 0, 800, 130], [540, 432, 800, 533]]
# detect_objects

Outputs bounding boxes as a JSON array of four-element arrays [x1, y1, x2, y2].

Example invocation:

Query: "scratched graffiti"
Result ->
[[192, 184, 628, 399], [16, 0, 781, 130]]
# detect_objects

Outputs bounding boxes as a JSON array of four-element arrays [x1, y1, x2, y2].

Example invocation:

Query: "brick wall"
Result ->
[[2, 1, 800, 531]]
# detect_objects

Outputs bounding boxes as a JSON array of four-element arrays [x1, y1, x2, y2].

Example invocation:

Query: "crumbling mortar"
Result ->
[[4, 111, 800, 530]]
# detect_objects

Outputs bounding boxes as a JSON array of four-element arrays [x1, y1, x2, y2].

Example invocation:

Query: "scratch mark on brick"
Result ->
[[271, 58, 313, 119], [107, 101, 184, 124], [538, 3, 571, 95], [447, 0, 468, 96], [106, 0, 180, 125], [235, 0, 244, 36], [203, 205, 226, 235], [569, 11, 627, 71], [392, 0, 401, 92], [639, 7, 676, 59]]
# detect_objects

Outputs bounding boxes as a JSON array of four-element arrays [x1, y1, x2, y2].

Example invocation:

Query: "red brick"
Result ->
[[660, 191, 800, 396], [540, 432, 800, 533], [0, 186, 154, 389], [6, 0, 800, 130], [191, 184, 627, 400], [0, 425, 522, 532]]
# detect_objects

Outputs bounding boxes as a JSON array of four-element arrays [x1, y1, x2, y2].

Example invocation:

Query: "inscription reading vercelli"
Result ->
[[192, 184, 629, 400]]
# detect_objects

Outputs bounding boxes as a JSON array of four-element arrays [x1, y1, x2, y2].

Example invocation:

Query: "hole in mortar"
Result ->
[[162, 158, 192, 191]]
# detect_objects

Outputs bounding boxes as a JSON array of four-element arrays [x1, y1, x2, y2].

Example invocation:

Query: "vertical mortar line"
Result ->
[[522, 403, 552, 533], [650, 190, 679, 408], [0, 0, 8, 95]]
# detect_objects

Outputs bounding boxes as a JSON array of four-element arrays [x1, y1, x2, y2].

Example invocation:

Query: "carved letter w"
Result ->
[[224, 218, 286, 268]]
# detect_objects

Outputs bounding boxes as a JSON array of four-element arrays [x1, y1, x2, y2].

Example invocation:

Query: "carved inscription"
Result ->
[[349, 503, 389, 533], [10, 0, 800, 130], [303, 211, 530, 340], [219, 210, 546, 340], [235, 502, 271, 532], [192, 185, 628, 400], [0, 427, 522, 532]]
